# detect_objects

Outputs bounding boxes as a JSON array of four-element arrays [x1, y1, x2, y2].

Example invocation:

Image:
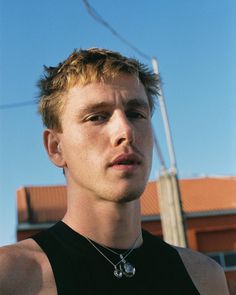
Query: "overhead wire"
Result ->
[[0, 0, 165, 170], [81, 0, 151, 61], [0, 1, 151, 110], [82, 0, 166, 170], [0, 100, 37, 110]]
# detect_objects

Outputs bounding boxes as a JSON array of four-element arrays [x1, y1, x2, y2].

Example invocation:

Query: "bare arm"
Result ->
[[0, 241, 56, 295], [176, 246, 230, 295]]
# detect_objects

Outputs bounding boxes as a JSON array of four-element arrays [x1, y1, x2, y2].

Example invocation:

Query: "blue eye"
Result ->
[[126, 111, 145, 119], [88, 114, 108, 122]]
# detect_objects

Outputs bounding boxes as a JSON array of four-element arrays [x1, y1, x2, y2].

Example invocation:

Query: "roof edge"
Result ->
[[17, 222, 57, 231], [141, 209, 236, 221], [17, 209, 236, 229]]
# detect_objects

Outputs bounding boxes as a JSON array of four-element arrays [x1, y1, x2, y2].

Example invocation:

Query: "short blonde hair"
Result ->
[[38, 48, 160, 131]]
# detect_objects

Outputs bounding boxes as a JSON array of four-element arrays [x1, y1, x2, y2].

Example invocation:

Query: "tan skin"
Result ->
[[0, 75, 229, 294]]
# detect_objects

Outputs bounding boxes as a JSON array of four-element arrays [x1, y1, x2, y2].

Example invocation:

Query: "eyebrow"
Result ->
[[126, 98, 149, 109], [79, 98, 150, 114]]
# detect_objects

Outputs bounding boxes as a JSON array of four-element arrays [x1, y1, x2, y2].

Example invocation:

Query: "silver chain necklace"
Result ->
[[85, 232, 142, 278]]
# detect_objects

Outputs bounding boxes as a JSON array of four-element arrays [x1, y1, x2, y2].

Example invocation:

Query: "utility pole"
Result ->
[[152, 57, 188, 247]]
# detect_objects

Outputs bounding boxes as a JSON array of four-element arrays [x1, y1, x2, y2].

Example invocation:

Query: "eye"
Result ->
[[126, 110, 146, 120], [87, 113, 109, 122]]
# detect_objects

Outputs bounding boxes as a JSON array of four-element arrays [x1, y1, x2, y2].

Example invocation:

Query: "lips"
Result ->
[[109, 153, 141, 168]]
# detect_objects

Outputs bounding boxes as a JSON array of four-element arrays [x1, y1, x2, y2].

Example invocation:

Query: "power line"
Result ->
[[0, 100, 36, 110], [81, 0, 151, 61], [1, 2, 150, 110], [82, 1, 167, 169]]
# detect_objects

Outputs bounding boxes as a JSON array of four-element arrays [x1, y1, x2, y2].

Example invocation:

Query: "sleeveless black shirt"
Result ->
[[32, 221, 200, 295]]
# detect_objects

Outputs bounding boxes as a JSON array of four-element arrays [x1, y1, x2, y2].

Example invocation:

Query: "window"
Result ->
[[206, 251, 236, 270], [225, 252, 236, 267], [208, 254, 222, 265]]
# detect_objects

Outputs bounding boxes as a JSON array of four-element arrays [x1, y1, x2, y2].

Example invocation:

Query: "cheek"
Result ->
[[63, 131, 105, 162], [138, 124, 153, 145]]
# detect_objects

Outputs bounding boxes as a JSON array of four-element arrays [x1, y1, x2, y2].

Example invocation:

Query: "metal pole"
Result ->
[[152, 57, 177, 173], [152, 57, 188, 247], [152, 129, 166, 173]]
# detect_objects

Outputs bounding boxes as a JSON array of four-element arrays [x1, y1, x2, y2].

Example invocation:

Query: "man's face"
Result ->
[[59, 74, 153, 203]]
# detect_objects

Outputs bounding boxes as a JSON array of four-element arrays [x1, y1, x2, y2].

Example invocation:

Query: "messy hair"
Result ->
[[38, 48, 160, 131]]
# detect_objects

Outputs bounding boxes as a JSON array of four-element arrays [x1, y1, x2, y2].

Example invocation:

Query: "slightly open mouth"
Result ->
[[109, 153, 142, 169], [116, 160, 136, 165]]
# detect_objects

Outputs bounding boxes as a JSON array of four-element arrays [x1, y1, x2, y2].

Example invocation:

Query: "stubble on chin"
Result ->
[[102, 181, 147, 204]]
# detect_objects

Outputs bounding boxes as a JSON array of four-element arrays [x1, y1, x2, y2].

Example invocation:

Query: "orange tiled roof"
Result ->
[[140, 177, 236, 216], [179, 177, 236, 213], [17, 185, 67, 223], [17, 177, 236, 223]]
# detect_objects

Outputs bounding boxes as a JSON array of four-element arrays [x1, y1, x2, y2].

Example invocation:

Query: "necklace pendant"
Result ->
[[114, 267, 123, 278], [120, 262, 136, 278], [119, 254, 126, 263]]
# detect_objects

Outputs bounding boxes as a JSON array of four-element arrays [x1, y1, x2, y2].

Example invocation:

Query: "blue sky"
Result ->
[[0, 0, 235, 245]]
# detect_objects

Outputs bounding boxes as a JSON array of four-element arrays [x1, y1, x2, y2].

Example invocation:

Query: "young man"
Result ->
[[0, 48, 229, 294]]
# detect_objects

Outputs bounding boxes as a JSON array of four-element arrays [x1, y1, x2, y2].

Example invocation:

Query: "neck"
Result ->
[[62, 186, 143, 249]]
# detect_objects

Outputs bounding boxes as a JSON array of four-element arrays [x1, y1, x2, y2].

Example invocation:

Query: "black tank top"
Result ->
[[32, 221, 200, 295]]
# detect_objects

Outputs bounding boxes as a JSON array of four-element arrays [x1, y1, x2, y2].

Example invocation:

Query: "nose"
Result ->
[[110, 111, 135, 147]]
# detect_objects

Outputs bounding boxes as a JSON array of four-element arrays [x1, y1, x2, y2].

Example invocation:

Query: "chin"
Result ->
[[108, 182, 147, 203]]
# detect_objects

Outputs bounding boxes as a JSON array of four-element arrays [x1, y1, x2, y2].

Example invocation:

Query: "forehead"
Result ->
[[65, 75, 149, 111]]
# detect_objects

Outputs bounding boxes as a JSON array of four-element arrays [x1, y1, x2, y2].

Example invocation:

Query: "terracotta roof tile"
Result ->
[[17, 177, 236, 223], [141, 182, 159, 216], [17, 187, 29, 222], [17, 185, 67, 223], [140, 177, 236, 216], [179, 177, 236, 213]]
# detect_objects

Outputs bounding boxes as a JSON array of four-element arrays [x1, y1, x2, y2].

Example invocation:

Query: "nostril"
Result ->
[[116, 135, 134, 146], [115, 130, 135, 146], [117, 137, 126, 146]]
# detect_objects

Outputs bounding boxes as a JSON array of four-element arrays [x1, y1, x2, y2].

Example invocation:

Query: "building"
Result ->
[[17, 176, 236, 293]]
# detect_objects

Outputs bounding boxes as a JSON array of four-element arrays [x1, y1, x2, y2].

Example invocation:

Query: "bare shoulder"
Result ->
[[0, 239, 56, 295], [175, 246, 230, 295]]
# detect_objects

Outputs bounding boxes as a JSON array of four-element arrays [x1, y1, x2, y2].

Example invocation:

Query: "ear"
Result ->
[[43, 129, 66, 168]]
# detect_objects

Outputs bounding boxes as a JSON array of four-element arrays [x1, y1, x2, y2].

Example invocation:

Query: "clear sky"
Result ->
[[0, 0, 235, 246]]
